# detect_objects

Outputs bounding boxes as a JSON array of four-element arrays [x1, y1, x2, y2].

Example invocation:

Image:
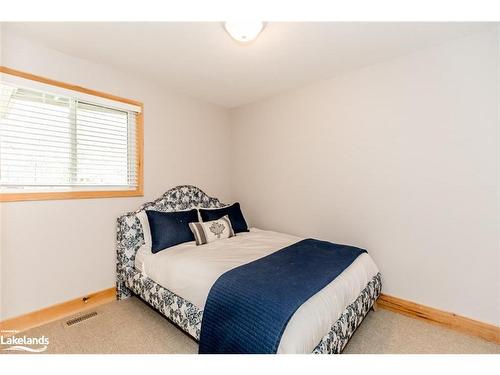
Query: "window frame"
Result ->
[[0, 66, 144, 202]]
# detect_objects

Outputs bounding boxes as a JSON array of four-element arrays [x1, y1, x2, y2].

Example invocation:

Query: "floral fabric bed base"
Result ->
[[313, 272, 381, 354], [120, 266, 381, 353], [116, 185, 382, 354]]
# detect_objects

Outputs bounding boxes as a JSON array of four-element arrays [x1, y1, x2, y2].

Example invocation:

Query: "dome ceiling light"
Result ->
[[223, 21, 265, 43]]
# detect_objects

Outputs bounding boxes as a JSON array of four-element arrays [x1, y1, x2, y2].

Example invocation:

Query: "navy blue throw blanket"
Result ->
[[199, 239, 366, 354]]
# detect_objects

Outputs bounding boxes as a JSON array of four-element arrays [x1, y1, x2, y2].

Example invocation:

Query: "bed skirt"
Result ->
[[117, 266, 382, 354]]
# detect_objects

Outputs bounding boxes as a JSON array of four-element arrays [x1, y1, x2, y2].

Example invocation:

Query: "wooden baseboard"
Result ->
[[378, 293, 500, 344], [0, 287, 116, 335]]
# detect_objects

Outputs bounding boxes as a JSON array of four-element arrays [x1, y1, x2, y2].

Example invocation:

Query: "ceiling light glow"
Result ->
[[223, 21, 265, 43]]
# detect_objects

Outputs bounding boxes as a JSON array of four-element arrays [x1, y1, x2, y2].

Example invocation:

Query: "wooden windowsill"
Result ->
[[0, 188, 144, 202]]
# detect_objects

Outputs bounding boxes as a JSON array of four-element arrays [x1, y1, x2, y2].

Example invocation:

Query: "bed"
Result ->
[[116, 185, 382, 354]]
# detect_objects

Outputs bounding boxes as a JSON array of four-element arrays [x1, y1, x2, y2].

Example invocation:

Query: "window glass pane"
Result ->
[[0, 84, 73, 186], [0, 82, 138, 192], [75, 102, 129, 186]]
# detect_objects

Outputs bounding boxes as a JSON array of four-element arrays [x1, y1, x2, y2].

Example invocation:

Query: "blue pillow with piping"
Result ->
[[199, 203, 249, 234], [145, 209, 198, 253]]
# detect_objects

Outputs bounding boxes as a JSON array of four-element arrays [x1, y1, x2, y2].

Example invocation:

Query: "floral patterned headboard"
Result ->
[[116, 185, 227, 299]]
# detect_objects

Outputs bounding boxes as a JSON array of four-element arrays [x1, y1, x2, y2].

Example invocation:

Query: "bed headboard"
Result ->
[[116, 185, 227, 299]]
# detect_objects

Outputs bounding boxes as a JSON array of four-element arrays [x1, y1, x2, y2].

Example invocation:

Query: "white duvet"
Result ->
[[135, 228, 379, 354]]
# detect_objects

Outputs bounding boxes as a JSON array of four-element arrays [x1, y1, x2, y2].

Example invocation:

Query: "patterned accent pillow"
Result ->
[[189, 215, 235, 245]]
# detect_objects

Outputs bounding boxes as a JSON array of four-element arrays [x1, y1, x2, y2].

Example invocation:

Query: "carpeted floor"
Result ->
[[6, 297, 499, 354]]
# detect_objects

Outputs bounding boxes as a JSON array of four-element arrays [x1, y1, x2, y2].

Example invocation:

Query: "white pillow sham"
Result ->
[[137, 211, 152, 251]]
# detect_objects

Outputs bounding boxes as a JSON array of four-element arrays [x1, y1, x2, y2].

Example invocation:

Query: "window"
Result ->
[[0, 67, 143, 201]]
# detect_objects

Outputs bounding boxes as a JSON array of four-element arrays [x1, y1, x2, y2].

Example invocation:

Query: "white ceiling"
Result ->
[[2, 22, 493, 108]]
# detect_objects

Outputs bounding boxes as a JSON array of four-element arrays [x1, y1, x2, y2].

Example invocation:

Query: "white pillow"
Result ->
[[134, 244, 149, 276], [189, 215, 234, 246], [137, 211, 152, 251]]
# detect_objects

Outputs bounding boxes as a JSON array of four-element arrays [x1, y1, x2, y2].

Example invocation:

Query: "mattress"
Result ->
[[135, 228, 379, 354]]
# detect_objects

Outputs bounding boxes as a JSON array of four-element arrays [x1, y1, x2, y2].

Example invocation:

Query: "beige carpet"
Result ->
[[5, 297, 499, 354]]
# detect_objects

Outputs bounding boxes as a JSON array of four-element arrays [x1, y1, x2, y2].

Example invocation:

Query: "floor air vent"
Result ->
[[66, 311, 98, 326]]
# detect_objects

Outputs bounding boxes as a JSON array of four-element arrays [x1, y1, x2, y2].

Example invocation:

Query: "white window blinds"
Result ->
[[0, 81, 140, 192]]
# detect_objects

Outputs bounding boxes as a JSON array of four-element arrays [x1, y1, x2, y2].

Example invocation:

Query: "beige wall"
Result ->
[[230, 29, 500, 325], [0, 33, 232, 320]]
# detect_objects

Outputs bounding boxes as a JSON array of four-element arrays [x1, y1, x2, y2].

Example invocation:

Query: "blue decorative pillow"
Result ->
[[199, 203, 249, 234], [145, 209, 199, 253]]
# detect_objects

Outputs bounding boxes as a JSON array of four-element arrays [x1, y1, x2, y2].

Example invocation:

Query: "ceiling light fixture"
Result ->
[[223, 21, 265, 43]]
